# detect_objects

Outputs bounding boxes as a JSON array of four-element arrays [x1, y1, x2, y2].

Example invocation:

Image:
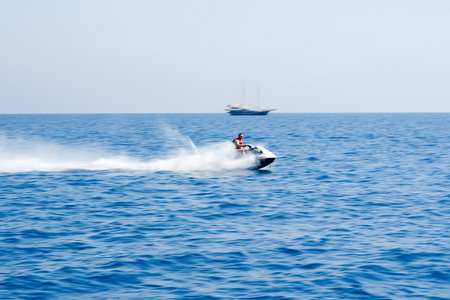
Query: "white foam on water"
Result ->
[[0, 135, 256, 173]]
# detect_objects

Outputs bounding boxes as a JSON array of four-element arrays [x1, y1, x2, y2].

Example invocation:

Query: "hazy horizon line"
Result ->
[[1, 112, 449, 115]]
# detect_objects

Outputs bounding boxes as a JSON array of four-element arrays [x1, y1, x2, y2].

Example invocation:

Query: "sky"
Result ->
[[1, 0, 450, 113]]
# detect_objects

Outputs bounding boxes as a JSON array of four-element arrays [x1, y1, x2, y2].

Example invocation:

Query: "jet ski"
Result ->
[[246, 144, 277, 169]]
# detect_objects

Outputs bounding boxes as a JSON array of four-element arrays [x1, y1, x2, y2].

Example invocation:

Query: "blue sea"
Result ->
[[1, 113, 449, 300]]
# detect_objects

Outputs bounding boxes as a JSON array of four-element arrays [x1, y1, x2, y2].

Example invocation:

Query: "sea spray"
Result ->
[[186, 136, 200, 155], [161, 124, 200, 155], [0, 134, 105, 173], [140, 142, 255, 172], [0, 135, 255, 173]]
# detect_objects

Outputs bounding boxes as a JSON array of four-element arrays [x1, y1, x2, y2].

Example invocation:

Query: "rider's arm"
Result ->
[[234, 140, 247, 148]]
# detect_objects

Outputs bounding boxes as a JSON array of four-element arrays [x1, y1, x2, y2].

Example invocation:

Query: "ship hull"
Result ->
[[228, 110, 270, 116]]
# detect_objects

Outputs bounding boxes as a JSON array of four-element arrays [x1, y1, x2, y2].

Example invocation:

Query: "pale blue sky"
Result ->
[[1, 0, 449, 113]]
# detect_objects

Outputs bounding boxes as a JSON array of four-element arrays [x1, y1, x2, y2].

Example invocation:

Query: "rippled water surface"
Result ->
[[1, 113, 450, 299]]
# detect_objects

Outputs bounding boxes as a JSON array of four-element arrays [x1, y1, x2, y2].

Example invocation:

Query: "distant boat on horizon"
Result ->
[[225, 104, 276, 116], [225, 82, 276, 115]]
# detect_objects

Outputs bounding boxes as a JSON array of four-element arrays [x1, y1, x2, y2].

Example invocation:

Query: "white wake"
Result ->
[[0, 135, 256, 173]]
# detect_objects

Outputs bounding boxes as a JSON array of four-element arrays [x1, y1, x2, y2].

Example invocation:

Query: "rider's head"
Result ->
[[238, 133, 243, 139]]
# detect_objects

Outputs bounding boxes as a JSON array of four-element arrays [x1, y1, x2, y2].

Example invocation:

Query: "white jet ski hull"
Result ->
[[247, 145, 277, 169]]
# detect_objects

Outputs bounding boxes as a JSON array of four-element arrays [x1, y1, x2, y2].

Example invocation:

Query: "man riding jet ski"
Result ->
[[233, 133, 276, 169]]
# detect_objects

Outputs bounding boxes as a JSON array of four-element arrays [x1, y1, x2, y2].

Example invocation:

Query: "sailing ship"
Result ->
[[225, 83, 276, 115], [225, 104, 276, 115]]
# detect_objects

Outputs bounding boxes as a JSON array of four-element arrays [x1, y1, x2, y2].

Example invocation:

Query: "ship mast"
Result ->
[[241, 80, 246, 106], [257, 82, 261, 108]]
